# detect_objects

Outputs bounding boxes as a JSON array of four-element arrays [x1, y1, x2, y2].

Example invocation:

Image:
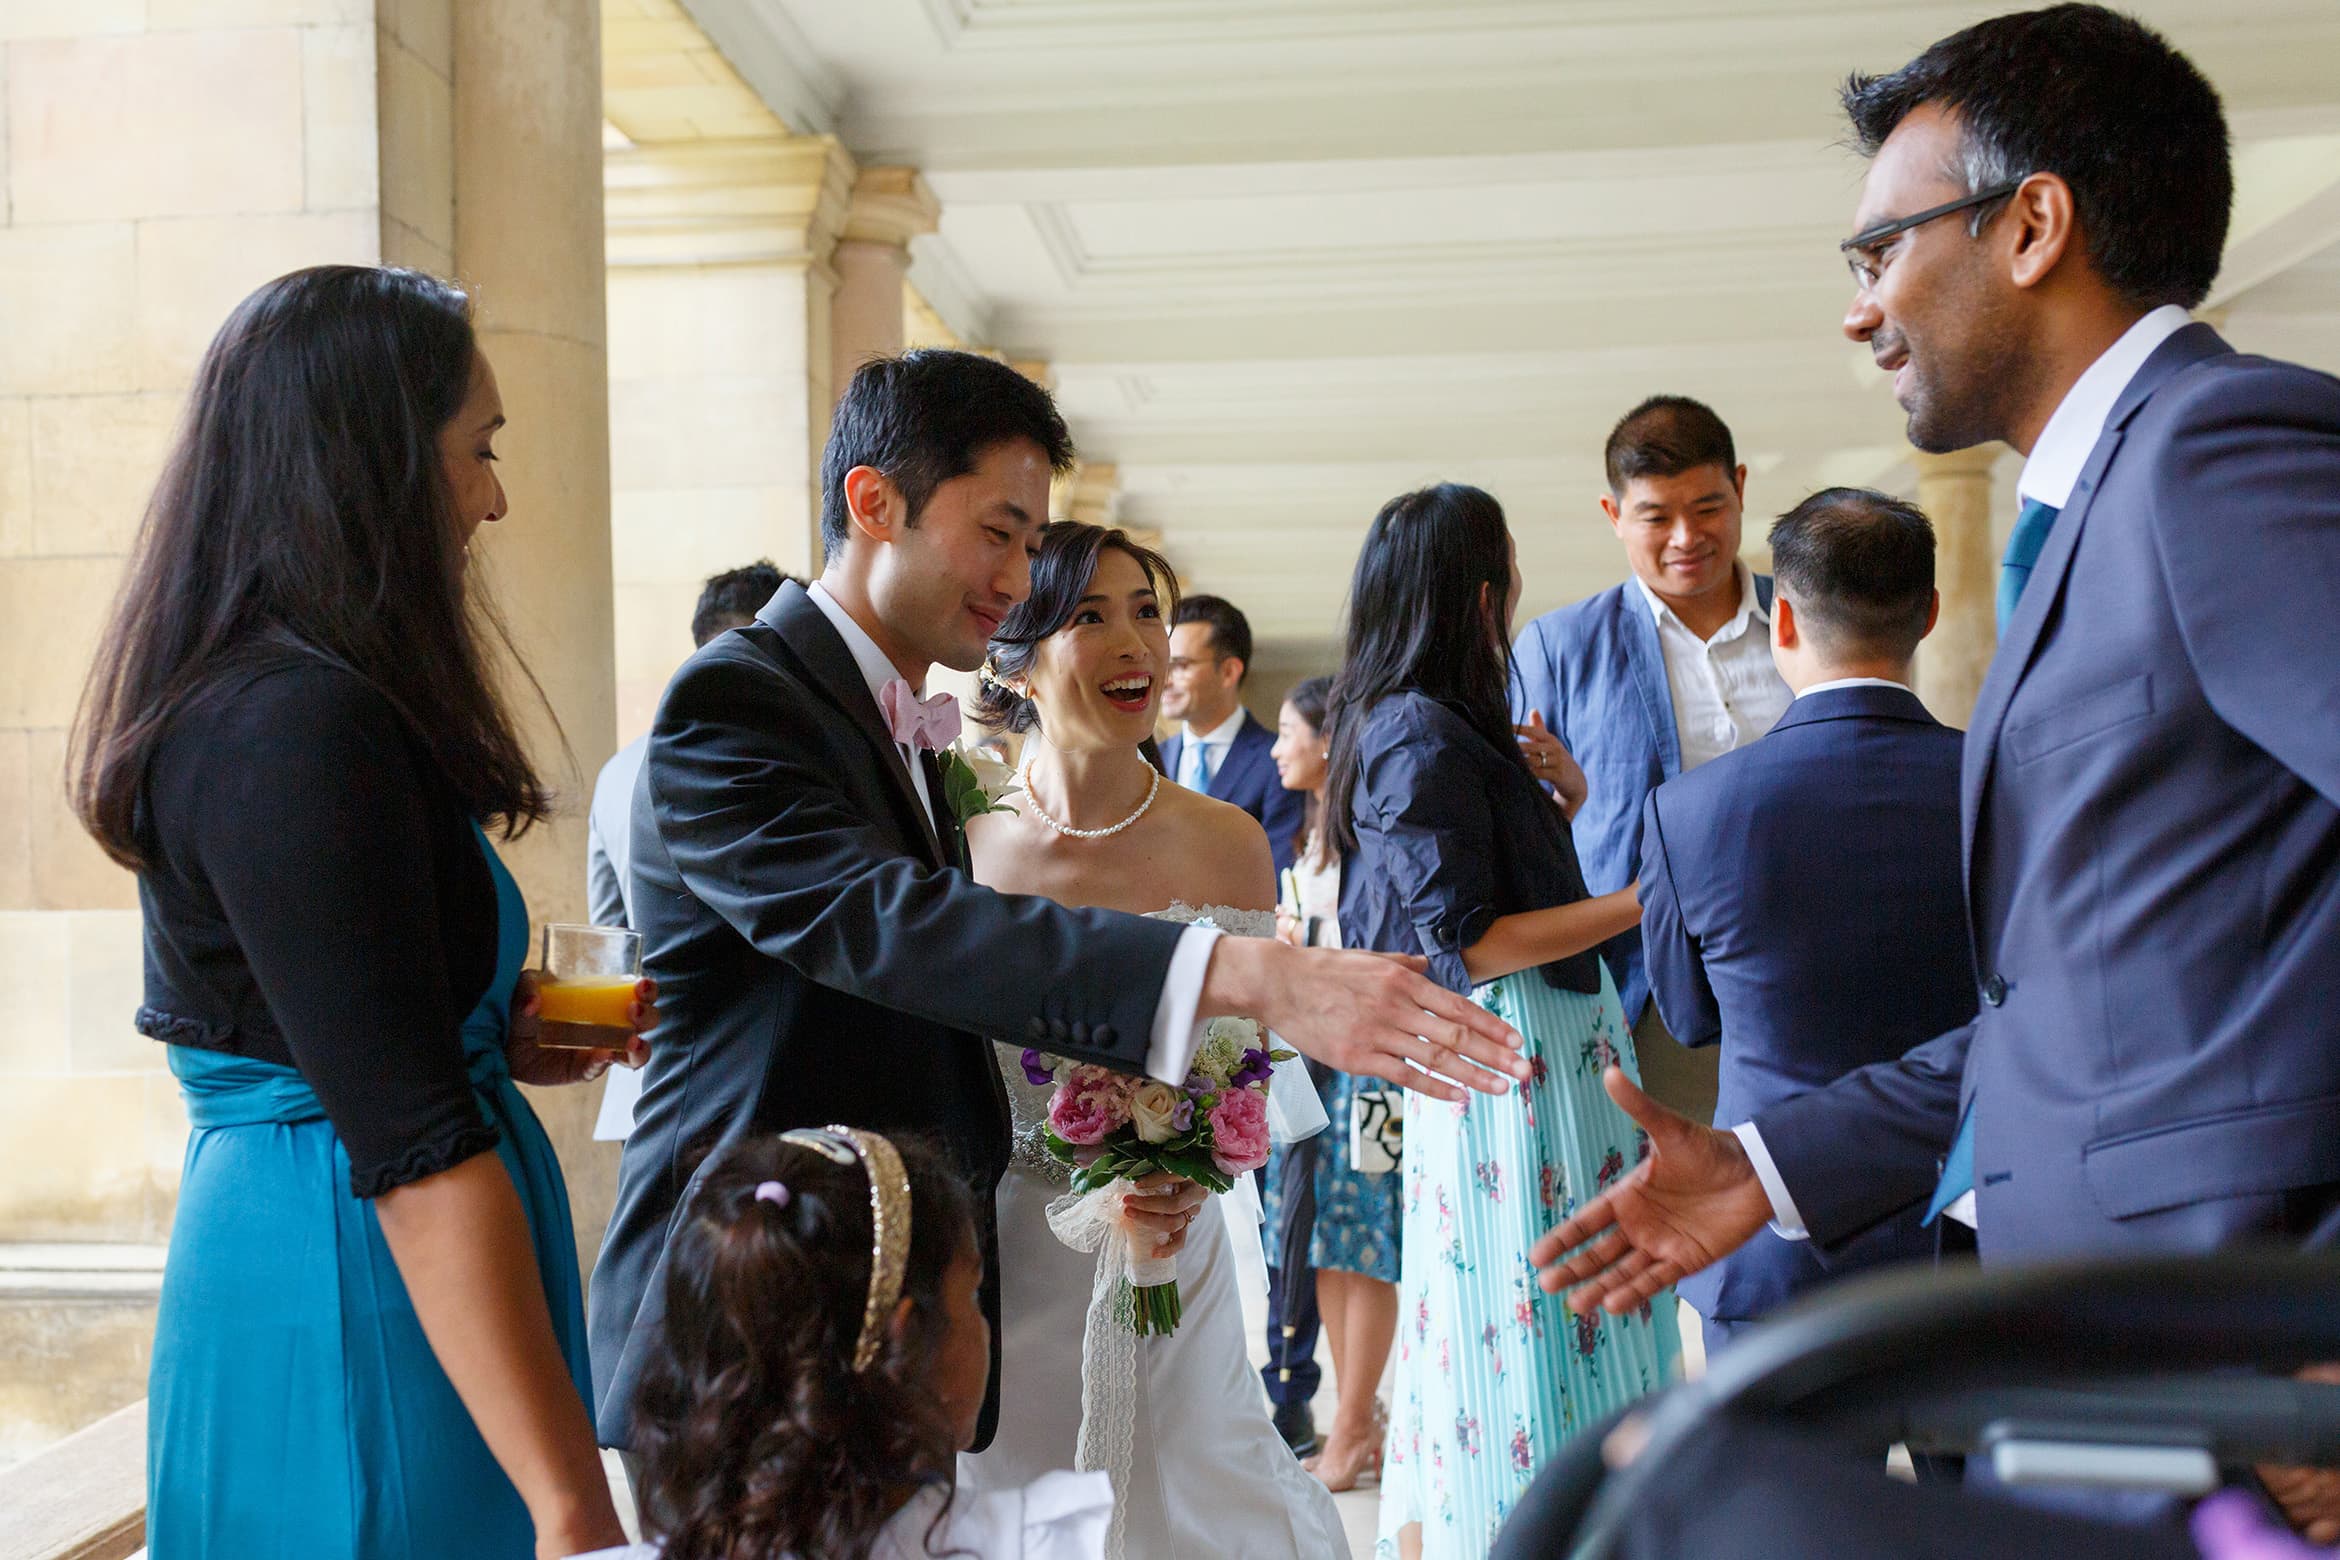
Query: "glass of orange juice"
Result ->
[[537, 923, 642, 1051]]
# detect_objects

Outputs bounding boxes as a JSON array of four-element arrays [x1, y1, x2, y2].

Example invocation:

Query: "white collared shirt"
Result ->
[[2018, 305, 2194, 510], [808, 579, 1214, 1085], [1732, 310, 2199, 1244], [1178, 706, 1248, 789], [1631, 561, 1794, 771], [1793, 675, 1913, 701]]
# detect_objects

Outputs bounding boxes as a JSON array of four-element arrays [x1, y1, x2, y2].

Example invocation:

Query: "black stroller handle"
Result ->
[[1563, 1252, 2340, 1560]]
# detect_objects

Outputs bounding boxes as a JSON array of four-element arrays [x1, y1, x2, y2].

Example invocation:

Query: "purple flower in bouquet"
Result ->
[[1048, 1065, 1133, 1146], [1020, 1048, 1058, 1087], [1229, 1047, 1275, 1090], [1207, 1085, 1271, 1174]]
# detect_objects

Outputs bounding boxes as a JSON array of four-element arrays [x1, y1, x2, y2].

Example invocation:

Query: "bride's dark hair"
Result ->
[[630, 1132, 978, 1560], [971, 522, 1179, 735]]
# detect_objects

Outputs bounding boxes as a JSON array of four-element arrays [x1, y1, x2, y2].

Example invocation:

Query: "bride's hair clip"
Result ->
[[977, 658, 1010, 692]]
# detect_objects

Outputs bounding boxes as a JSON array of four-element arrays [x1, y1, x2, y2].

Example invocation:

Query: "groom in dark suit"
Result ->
[[1524, 4, 2340, 1547], [1638, 488, 1973, 1360], [590, 350, 1527, 1460]]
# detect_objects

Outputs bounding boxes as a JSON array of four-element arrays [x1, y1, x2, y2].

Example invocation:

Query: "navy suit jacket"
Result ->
[[1758, 325, 2340, 1261], [1511, 574, 1775, 1024], [1159, 708, 1309, 875], [1640, 684, 1973, 1323]]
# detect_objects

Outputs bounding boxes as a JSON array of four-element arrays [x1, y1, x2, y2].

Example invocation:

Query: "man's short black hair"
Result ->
[[1769, 488, 1936, 662], [1173, 594, 1252, 681], [818, 349, 1076, 562], [1841, 4, 2230, 311], [692, 560, 793, 647], [1604, 396, 1739, 495]]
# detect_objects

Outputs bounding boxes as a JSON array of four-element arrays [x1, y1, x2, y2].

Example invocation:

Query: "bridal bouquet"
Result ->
[[1025, 1017, 1289, 1335]]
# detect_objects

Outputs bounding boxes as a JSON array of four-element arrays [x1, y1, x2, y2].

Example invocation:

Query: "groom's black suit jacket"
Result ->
[[588, 581, 1185, 1449]]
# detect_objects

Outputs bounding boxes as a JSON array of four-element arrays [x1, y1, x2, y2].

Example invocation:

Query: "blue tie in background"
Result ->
[[1933, 497, 2064, 1227], [1995, 497, 2062, 632], [1179, 740, 1215, 795]]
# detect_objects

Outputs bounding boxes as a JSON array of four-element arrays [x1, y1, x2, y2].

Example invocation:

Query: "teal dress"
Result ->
[[147, 831, 590, 1559]]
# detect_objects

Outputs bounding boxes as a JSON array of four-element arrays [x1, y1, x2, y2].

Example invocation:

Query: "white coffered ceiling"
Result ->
[[685, 0, 2340, 664]]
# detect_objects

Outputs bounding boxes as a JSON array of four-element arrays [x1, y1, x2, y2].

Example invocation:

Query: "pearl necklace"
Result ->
[[1017, 762, 1162, 840]]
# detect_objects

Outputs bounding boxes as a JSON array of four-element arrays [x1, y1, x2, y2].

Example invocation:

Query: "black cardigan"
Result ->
[[134, 656, 502, 1196]]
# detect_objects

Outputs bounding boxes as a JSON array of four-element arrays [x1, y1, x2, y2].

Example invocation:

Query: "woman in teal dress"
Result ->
[[1322, 484, 1680, 1559], [72, 266, 647, 1558], [1263, 674, 1404, 1492]]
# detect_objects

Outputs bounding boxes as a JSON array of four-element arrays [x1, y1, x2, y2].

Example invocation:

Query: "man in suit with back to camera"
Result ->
[[1157, 595, 1307, 875], [1155, 591, 1321, 1451], [588, 349, 1528, 1472], [1528, 4, 2340, 1549], [584, 560, 790, 1144], [1638, 487, 1974, 1363], [1510, 397, 1794, 1128]]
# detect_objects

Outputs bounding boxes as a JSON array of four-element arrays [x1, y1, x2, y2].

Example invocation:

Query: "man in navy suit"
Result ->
[[1529, 4, 2340, 1545], [1156, 591, 1321, 1449], [1159, 595, 1307, 875], [1511, 397, 1793, 1126], [1639, 488, 1974, 1360]]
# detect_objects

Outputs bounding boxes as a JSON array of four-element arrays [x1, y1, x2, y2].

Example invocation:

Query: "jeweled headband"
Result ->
[[778, 1126, 911, 1374]]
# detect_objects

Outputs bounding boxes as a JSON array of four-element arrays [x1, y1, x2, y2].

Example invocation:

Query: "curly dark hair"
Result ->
[[970, 521, 1180, 736], [630, 1131, 979, 1560]]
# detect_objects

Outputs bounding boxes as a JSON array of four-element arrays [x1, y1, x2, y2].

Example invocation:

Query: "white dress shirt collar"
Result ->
[[1794, 675, 1913, 701], [1182, 706, 1248, 751], [1632, 559, 1769, 640], [807, 578, 923, 706], [2017, 304, 2195, 510]]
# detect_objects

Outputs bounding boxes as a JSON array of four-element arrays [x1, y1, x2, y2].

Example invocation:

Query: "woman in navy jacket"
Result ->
[[1325, 483, 1679, 1560]]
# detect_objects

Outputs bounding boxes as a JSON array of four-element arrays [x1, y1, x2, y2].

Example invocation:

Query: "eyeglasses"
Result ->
[[1840, 180, 2025, 291]]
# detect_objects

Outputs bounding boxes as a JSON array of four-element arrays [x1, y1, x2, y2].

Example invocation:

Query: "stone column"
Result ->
[[1913, 444, 2006, 726], [830, 168, 941, 403], [602, 134, 855, 739], [450, 0, 623, 1274]]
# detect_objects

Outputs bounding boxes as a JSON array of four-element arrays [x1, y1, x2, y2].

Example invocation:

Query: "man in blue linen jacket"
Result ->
[[1510, 397, 1792, 1120], [1531, 4, 2340, 1541], [1639, 487, 1973, 1360]]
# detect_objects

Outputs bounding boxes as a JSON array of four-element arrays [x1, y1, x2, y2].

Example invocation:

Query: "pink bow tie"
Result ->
[[879, 679, 961, 752]]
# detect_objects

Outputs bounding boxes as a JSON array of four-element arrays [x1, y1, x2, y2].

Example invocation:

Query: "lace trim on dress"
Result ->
[[347, 1121, 503, 1200]]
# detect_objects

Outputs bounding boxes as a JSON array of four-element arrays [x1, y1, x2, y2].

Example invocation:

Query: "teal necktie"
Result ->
[[1996, 497, 2062, 631], [1924, 1101, 1976, 1226], [1179, 739, 1215, 796]]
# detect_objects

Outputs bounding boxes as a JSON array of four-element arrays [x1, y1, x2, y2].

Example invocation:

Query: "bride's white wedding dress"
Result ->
[[959, 904, 1350, 1560]]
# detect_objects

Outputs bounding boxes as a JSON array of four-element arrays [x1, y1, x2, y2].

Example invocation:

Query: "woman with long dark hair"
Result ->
[[1323, 484, 1679, 1560], [74, 266, 646, 1557]]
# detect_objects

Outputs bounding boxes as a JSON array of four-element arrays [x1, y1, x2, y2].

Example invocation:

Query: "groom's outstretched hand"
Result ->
[[1530, 1067, 1774, 1315], [1206, 937, 1529, 1101]]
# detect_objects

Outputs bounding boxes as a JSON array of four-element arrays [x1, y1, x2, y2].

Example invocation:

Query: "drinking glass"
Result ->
[[537, 923, 641, 1051]]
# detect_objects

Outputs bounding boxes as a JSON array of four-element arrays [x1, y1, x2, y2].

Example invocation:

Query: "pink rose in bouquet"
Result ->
[[1047, 1065, 1133, 1146], [1207, 1085, 1271, 1175]]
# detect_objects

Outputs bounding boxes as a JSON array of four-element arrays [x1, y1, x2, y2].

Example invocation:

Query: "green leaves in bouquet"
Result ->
[[1046, 1124, 1234, 1197]]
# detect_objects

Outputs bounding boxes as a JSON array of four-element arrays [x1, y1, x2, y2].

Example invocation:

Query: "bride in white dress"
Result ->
[[957, 524, 1349, 1560]]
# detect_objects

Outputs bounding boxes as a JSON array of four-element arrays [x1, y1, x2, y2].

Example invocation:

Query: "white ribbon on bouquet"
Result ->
[[1043, 1031, 1327, 1560]]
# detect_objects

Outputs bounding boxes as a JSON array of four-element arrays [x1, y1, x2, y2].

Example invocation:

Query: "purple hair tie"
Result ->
[[754, 1180, 790, 1207]]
